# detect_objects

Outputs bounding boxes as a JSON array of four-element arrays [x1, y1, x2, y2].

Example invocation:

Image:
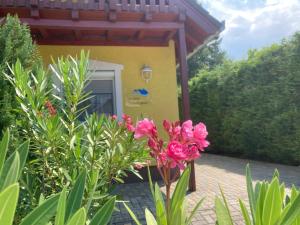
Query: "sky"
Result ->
[[198, 0, 300, 59]]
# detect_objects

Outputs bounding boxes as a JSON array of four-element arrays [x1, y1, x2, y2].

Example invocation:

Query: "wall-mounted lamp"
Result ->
[[141, 65, 152, 83]]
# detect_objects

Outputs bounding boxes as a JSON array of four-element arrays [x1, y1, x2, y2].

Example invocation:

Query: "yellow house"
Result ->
[[0, 0, 224, 190]]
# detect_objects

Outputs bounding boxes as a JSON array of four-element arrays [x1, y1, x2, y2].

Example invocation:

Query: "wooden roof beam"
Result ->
[[164, 30, 177, 42], [105, 30, 114, 41], [39, 28, 49, 39], [36, 38, 169, 46], [136, 30, 145, 41], [20, 18, 183, 31], [74, 30, 82, 40]]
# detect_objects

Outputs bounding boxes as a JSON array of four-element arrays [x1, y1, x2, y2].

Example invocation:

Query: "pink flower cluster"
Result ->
[[110, 114, 136, 133], [134, 119, 209, 170]]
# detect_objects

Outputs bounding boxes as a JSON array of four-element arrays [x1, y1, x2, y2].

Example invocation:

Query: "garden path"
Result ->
[[111, 153, 300, 225]]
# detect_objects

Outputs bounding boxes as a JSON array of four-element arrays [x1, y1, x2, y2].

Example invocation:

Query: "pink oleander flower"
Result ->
[[193, 122, 208, 140], [163, 120, 181, 141], [111, 114, 118, 120], [134, 118, 157, 139], [193, 122, 210, 150], [184, 145, 200, 161], [122, 114, 135, 132], [157, 151, 168, 168], [133, 162, 145, 169], [181, 120, 194, 141], [166, 141, 187, 161]]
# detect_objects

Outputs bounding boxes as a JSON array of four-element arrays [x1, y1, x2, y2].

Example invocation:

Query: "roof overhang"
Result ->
[[0, 0, 224, 57]]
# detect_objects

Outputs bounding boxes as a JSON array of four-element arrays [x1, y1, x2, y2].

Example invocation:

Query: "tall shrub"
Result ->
[[189, 32, 300, 165], [0, 15, 41, 134]]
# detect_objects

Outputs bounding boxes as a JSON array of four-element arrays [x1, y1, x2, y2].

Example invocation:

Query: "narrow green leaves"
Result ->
[[65, 170, 86, 223], [246, 164, 256, 224], [0, 183, 19, 225], [170, 167, 190, 224], [279, 194, 300, 225], [123, 202, 142, 225], [15, 140, 29, 179], [186, 198, 205, 225], [215, 196, 233, 225], [0, 130, 9, 176], [262, 178, 282, 225], [145, 208, 158, 225], [66, 208, 86, 225], [154, 183, 167, 225], [20, 194, 60, 225], [239, 199, 252, 225], [55, 188, 67, 225], [90, 196, 116, 225], [0, 152, 20, 191]]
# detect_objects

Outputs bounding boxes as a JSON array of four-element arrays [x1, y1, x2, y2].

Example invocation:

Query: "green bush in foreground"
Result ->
[[4, 51, 148, 219], [0, 130, 116, 225], [215, 165, 300, 225], [189, 32, 300, 165]]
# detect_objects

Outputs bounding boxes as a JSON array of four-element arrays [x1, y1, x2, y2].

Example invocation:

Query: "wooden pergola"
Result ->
[[0, 0, 224, 191]]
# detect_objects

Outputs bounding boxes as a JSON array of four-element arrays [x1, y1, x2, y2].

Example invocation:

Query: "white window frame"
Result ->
[[88, 60, 124, 120]]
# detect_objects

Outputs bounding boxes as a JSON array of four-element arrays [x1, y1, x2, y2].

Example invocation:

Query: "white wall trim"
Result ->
[[88, 60, 124, 120]]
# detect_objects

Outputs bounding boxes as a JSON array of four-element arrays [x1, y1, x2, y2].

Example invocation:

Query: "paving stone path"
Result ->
[[111, 153, 300, 225]]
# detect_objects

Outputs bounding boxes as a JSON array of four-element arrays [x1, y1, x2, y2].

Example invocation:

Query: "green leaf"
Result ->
[[89, 196, 116, 225], [55, 188, 67, 225], [65, 170, 86, 223], [0, 152, 20, 191], [145, 208, 158, 225], [16, 140, 29, 179], [262, 178, 282, 225], [0, 183, 19, 225], [246, 164, 256, 224], [219, 187, 234, 225], [123, 202, 142, 225], [215, 197, 233, 225], [272, 169, 280, 180], [20, 194, 60, 225], [278, 194, 300, 225], [239, 199, 252, 225], [147, 166, 154, 199], [154, 183, 167, 225], [186, 198, 205, 225], [170, 167, 190, 224], [65, 208, 86, 225], [0, 130, 10, 176], [255, 182, 267, 225]]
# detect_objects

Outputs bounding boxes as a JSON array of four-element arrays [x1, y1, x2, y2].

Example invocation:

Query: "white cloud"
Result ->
[[199, 0, 300, 59]]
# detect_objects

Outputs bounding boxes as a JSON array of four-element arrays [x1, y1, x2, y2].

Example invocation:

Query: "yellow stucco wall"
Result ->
[[38, 41, 179, 133]]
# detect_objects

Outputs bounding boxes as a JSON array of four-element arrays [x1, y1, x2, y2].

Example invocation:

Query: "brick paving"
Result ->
[[111, 153, 300, 225]]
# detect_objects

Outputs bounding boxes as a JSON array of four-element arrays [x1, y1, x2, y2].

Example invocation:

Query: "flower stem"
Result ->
[[165, 166, 171, 224]]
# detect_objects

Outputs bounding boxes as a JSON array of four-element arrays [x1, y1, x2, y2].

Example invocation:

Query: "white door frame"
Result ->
[[88, 60, 124, 120]]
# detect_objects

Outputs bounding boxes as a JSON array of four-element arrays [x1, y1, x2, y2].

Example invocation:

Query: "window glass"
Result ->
[[84, 79, 115, 116]]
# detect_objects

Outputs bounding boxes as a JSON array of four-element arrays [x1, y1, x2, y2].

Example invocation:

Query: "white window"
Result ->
[[52, 60, 124, 120], [88, 60, 124, 120]]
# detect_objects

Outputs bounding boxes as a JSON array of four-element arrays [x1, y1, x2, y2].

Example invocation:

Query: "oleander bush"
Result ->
[[0, 130, 116, 225], [215, 165, 300, 225], [4, 51, 149, 219], [188, 32, 300, 165], [124, 118, 210, 225]]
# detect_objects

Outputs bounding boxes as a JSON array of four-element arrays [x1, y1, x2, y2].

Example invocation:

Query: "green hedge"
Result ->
[[188, 33, 300, 165], [0, 15, 41, 135]]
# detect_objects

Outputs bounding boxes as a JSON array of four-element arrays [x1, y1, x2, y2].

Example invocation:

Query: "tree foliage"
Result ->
[[189, 32, 300, 165], [188, 39, 226, 79], [0, 15, 41, 134]]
